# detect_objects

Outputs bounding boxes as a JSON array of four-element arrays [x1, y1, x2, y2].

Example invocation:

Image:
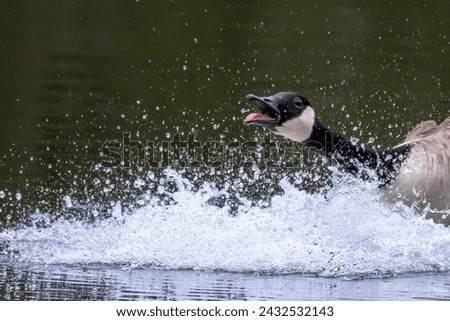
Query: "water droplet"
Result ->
[[147, 171, 155, 180], [0, 191, 5, 198], [63, 195, 73, 208], [157, 186, 165, 194], [134, 178, 146, 189], [15, 193, 22, 201]]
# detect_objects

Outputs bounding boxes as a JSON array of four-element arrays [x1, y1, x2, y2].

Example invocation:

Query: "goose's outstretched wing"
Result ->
[[387, 116, 450, 224], [404, 120, 438, 142]]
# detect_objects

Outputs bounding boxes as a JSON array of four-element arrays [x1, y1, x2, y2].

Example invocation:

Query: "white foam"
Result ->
[[1, 171, 450, 277]]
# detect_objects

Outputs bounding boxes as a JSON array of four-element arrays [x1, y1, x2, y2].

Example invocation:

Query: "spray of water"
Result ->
[[1, 166, 449, 277]]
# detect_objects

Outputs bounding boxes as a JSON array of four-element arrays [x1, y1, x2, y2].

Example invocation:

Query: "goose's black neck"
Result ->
[[304, 119, 410, 186]]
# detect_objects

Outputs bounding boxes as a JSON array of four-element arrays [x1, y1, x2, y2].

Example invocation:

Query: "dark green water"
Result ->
[[1, 0, 450, 225], [1, 0, 450, 301]]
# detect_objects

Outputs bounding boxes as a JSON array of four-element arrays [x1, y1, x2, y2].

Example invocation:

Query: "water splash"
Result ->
[[1, 169, 449, 277]]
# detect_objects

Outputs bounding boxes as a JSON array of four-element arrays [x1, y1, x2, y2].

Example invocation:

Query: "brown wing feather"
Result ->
[[388, 116, 450, 221], [439, 115, 450, 131], [404, 120, 438, 142], [404, 115, 450, 143]]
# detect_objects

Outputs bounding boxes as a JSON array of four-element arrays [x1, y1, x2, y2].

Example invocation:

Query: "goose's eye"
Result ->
[[293, 97, 303, 109]]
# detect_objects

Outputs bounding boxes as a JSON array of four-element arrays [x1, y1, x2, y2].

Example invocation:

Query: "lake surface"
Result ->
[[2, 262, 450, 301], [1, 0, 450, 301]]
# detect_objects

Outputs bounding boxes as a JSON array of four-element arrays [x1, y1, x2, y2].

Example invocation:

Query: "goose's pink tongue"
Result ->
[[244, 113, 273, 122]]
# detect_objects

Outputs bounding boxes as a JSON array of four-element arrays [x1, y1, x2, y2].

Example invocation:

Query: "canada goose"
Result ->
[[244, 92, 450, 225]]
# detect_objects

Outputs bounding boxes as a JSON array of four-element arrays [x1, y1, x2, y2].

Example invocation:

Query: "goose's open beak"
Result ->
[[244, 94, 280, 127]]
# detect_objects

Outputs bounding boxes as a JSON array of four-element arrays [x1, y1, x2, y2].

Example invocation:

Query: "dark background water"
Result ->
[[1, 0, 450, 301], [1, 0, 450, 226]]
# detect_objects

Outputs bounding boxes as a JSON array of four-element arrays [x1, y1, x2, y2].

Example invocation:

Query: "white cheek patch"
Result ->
[[274, 106, 315, 143]]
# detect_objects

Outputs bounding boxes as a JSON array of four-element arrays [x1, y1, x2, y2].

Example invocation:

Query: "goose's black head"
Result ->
[[244, 92, 316, 142]]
